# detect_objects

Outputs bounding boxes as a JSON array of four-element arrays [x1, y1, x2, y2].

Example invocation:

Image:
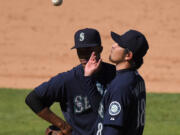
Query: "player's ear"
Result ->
[[125, 50, 133, 61]]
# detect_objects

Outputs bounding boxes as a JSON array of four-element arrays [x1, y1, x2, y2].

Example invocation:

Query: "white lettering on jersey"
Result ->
[[98, 102, 104, 119], [137, 99, 145, 128], [96, 81, 104, 96], [84, 96, 91, 110], [74, 96, 91, 113]]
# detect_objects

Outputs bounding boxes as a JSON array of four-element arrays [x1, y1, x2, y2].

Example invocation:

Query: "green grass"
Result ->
[[0, 88, 180, 135], [144, 93, 180, 135], [0, 88, 63, 135]]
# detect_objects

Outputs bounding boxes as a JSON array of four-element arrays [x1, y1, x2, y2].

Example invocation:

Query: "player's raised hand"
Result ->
[[84, 52, 102, 76]]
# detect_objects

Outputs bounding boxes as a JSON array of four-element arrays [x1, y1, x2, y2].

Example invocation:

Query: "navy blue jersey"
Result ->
[[34, 62, 116, 135], [95, 69, 146, 135]]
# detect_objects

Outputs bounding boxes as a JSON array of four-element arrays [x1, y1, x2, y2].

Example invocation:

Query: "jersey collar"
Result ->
[[116, 68, 135, 74]]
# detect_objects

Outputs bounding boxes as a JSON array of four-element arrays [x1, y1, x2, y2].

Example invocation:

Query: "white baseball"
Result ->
[[52, 0, 63, 6]]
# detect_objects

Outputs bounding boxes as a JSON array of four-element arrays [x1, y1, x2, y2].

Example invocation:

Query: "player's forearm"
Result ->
[[38, 108, 72, 135], [25, 91, 72, 134]]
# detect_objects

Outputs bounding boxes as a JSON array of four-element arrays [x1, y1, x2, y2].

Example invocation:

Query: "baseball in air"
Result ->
[[52, 0, 63, 6]]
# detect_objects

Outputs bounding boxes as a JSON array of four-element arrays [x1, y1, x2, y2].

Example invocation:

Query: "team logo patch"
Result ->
[[79, 32, 85, 41], [109, 101, 121, 116]]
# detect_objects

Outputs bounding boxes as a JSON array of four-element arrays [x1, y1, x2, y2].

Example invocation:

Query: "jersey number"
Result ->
[[96, 122, 103, 135], [137, 99, 145, 128]]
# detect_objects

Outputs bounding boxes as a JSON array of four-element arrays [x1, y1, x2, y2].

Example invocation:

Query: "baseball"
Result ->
[[52, 0, 63, 6]]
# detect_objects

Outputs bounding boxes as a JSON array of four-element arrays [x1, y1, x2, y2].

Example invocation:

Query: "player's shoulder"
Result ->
[[134, 71, 145, 83], [123, 69, 140, 79], [71, 64, 84, 76], [110, 69, 136, 92], [107, 70, 145, 103], [53, 65, 83, 82], [116, 69, 136, 82]]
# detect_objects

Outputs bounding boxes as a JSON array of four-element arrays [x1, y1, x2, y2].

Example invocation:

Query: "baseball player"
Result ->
[[25, 28, 116, 135], [84, 30, 149, 135]]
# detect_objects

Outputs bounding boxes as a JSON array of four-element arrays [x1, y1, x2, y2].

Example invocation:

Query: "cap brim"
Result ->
[[111, 31, 126, 48], [71, 44, 100, 50]]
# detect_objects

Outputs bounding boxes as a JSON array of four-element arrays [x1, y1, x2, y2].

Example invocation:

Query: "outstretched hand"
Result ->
[[84, 52, 102, 76]]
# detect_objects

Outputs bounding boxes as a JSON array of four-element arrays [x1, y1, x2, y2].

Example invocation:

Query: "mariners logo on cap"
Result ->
[[79, 32, 85, 41], [109, 101, 121, 116]]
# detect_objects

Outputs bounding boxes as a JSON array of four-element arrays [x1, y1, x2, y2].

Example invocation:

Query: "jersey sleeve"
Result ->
[[34, 72, 69, 106], [103, 125, 123, 135], [103, 85, 132, 127]]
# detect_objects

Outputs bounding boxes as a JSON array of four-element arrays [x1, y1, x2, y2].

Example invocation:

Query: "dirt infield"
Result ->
[[0, 0, 179, 93]]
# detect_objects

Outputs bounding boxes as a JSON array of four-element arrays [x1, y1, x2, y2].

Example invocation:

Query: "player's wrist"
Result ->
[[61, 123, 72, 135], [84, 72, 93, 76], [57, 120, 65, 129], [84, 68, 97, 76], [57, 121, 72, 135]]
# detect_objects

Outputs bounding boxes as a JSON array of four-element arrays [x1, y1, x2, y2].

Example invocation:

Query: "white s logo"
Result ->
[[79, 32, 85, 41]]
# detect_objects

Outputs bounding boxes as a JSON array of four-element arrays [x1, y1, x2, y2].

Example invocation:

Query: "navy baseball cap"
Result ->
[[71, 28, 101, 49], [111, 30, 149, 60]]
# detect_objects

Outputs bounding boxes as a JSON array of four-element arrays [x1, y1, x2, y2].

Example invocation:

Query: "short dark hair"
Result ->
[[125, 48, 143, 70], [130, 58, 143, 70]]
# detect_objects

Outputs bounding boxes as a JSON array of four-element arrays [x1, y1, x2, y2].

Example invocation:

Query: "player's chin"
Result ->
[[109, 55, 116, 63]]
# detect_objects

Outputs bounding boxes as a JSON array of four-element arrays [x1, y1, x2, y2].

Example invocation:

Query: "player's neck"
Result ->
[[116, 62, 131, 71]]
